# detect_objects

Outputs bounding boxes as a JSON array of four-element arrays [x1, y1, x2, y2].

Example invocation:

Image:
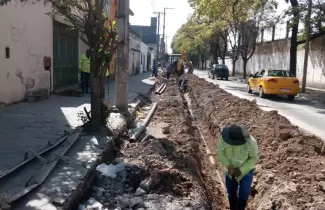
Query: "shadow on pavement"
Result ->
[[0, 72, 154, 173]]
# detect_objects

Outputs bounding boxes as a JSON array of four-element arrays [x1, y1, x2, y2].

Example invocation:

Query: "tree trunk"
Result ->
[[232, 58, 236, 76], [243, 59, 248, 79], [90, 67, 102, 131], [289, 0, 299, 76]]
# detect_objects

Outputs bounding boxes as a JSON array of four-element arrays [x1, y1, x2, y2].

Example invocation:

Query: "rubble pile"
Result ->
[[186, 74, 325, 210]]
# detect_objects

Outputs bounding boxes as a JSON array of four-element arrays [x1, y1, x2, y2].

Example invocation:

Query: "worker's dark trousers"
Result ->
[[80, 72, 90, 93], [167, 72, 171, 79], [225, 170, 253, 210]]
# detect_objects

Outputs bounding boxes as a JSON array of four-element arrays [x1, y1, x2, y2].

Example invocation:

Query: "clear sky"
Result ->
[[130, 0, 289, 53], [130, 0, 193, 53]]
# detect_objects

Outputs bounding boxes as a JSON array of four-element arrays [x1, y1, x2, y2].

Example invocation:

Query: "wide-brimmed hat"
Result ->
[[221, 124, 249, 146]]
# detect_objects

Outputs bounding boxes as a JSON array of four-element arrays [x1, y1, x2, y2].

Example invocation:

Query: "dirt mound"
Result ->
[[186, 74, 325, 210]]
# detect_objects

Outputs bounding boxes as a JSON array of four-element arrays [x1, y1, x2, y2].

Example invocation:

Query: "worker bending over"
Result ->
[[218, 124, 259, 210]]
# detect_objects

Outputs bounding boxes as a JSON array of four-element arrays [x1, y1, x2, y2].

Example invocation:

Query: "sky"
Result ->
[[130, 0, 289, 53], [130, 0, 193, 53]]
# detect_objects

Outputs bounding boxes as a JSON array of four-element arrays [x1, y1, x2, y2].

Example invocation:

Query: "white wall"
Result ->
[[225, 37, 325, 89], [140, 42, 148, 73], [129, 32, 141, 74], [0, 1, 53, 104]]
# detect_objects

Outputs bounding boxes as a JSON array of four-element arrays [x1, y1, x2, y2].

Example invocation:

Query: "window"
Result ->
[[268, 70, 293, 77]]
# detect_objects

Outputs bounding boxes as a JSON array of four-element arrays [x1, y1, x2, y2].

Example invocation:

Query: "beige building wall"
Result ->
[[0, 1, 53, 105], [0, 2, 89, 105]]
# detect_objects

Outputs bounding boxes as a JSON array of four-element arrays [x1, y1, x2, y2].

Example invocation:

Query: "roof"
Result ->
[[129, 9, 134, 16]]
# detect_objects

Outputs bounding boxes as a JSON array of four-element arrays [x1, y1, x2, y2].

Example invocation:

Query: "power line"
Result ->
[[150, 0, 156, 13]]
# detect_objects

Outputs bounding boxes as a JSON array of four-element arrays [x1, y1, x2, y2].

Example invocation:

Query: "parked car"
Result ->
[[247, 69, 300, 101], [208, 64, 229, 80]]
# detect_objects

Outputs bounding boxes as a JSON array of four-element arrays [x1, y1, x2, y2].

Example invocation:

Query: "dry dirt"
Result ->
[[186, 74, 325, 210], [86, 77, 227, 210]]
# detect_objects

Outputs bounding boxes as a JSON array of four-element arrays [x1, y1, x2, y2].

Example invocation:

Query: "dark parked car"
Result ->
[[208, 64, 229, 80]]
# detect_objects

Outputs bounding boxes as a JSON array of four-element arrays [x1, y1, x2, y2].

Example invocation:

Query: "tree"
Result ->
[[188, 0, 277, 75], [239, 20, 259, 79], [284, 0, 325, 76], [239, 0, 277, 78], [171, 14, 210, 69], [301, 0, 312, 92], [0, 0, 119, 131]]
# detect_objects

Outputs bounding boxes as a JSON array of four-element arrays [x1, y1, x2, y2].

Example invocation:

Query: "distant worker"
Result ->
[[166, 62, 172, 80], [79, 49, 91, 93], [152, 59, 158, 77], [217, 124, 259, 210]]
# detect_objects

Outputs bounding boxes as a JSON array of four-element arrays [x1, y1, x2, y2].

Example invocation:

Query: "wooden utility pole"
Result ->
[[301, 0, 312, 93], [116, 0, 129, 111]]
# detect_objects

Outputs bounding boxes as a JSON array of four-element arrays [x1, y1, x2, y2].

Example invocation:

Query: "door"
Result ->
[[53, 21, 79, 89], [256, 70, 266, 88], [250, 72, 260, 90]]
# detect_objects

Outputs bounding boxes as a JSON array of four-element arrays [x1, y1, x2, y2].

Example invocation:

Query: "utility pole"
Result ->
[[302, 0, 312, 93], [154, 12, 162, 62], [162, 8, 174, 55], [116, 0, 129, 112]]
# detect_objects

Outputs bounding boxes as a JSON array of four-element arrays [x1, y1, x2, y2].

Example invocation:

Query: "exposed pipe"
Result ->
[[155, 83, 165, 94], [157, 83, 167, 95], [130, 102, 158, 141]]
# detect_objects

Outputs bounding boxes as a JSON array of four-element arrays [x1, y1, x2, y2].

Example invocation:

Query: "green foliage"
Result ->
[[284, 0, 325, 35]]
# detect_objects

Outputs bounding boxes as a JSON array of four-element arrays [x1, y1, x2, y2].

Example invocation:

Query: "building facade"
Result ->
[[140, 42, 148, 73], [0, 1, 90, 105], [129, 29, 141, 75], [131, 17, 157, 46]]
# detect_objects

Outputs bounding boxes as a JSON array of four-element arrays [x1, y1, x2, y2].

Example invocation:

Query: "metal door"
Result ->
[[53, 21, 79, 89]]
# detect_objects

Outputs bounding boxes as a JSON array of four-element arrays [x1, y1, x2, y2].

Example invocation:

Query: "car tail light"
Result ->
[[293, 79, 299, 84], [267, 78, 278, 83]]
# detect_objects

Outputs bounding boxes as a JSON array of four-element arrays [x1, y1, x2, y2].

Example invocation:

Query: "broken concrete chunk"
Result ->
[[129, 197, 143, 208], [135, 187, 146, 196], [116, 196, 131, 208], [140, 178, 153, 193]]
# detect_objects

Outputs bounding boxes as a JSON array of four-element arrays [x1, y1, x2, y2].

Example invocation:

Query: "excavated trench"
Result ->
[[185, 74, 325, 210], [80, 74, 325, 210], [80, 77, 226, 209]]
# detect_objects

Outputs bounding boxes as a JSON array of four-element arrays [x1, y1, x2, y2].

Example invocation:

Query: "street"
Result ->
[[194, 70, 325, 141]]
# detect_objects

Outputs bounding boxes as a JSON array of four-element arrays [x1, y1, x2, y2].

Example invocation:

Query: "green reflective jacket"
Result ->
[[79, 53, 90, 73], [217, 135, 259, 181]]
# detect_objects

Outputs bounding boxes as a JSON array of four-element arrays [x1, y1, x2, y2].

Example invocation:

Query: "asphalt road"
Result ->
[[194, 70, 325, 141]]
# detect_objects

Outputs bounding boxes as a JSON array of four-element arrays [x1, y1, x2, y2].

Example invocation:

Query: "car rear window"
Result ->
[[268, 70, 294, 77]]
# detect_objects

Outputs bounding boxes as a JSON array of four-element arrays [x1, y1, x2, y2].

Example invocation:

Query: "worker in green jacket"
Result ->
[[79, 49, 91, 93], [217, 124, 259, 210]]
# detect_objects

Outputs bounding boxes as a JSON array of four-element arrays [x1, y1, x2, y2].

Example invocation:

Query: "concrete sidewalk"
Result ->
[[0, 72, 155, 174]]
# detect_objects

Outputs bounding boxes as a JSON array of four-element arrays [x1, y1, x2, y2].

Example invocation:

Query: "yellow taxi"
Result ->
[[247, 69, 300, 101]]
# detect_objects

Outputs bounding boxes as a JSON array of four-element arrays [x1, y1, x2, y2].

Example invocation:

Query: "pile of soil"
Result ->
[[88, 77, 227, 209], [186, 74, 325, 209]]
